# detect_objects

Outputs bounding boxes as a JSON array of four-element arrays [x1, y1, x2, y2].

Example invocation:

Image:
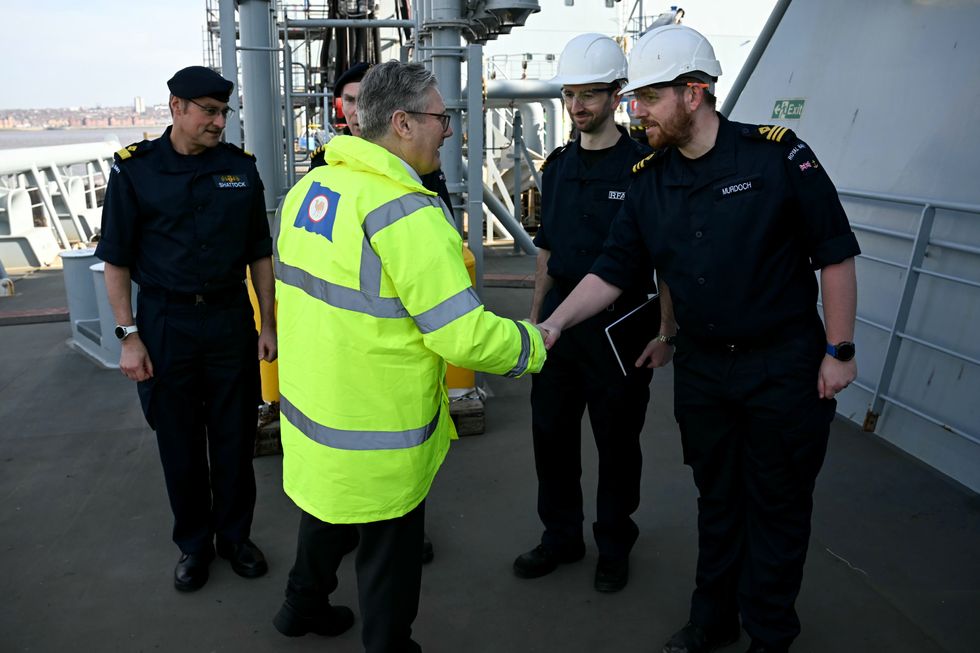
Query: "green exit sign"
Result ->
[[772, 98, 806, 120]]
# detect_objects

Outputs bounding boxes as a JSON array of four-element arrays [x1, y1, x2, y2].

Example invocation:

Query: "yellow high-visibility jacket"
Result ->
[[275, 135, 545, 523]]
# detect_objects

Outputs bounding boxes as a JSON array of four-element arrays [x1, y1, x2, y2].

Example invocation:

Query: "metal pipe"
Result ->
[[0, 143, 117, 176], [543, 98, 562, 153], [285, 18, 416, 28], [913, 266, 980, 291], [239, 0, 281, 214], [520, 138, 541, 191], [877, 392, 980, 447], [466, 43, 485, 297], [478, 79, 562, 101], [721, 0, 792, 117], [482, 182, 536, 255], [429, 0, 465, 232], [218, 0, 242, 146], [868, 205, 936, 423], [29, 166, 71, 249], [283, 24, 296, 187], [896, 330, 980, 369], [511, 110, 522, 253], [838, 187, 980, 214]]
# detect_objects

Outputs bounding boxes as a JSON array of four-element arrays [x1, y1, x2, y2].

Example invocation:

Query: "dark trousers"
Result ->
[[672, 323, 835, 651], [135, 291, 259, 554], [530, 290, 652, 559], [284, 503, 425, 653]]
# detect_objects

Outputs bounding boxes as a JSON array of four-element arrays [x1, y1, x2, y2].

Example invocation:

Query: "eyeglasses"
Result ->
[[187, 98, 235, 119], [404, 111, 451, 131], [561, 85, 618, 105]]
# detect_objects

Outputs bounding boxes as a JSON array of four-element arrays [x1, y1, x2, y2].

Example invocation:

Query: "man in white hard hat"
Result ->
[[513, 33, 675, 593], [538, 24, 860, 653]]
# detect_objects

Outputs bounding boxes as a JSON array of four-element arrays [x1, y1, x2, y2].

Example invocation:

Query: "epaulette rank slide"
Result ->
[[222, 141, 257, 160], [746, 125, 797, 144], [114, 141, 152, 161], [632, 150, 663, 175], [541, 143, 569, 171]]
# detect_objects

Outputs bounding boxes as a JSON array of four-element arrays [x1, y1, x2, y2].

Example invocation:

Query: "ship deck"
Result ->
[[1, 250, 978, 653]]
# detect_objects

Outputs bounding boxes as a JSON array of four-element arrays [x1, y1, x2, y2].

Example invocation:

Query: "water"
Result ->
[[0, 126, 169, 151]]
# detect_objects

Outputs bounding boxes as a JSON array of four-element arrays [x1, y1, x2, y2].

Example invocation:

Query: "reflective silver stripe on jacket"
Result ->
[[505, 320, 531, 378], [275, 259, 409, 318], [281, 394, 440, 450], [414, 286, 481, 334], [360, 193, 444, 295]]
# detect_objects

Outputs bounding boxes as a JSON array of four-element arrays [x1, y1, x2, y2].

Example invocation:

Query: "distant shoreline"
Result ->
[[0, 126, 171, 151], [0, 125, 168, 132]]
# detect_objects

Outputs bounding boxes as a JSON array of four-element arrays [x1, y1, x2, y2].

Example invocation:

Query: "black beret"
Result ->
[[167, 66, 234, 102], [333, 62, 371, 98]]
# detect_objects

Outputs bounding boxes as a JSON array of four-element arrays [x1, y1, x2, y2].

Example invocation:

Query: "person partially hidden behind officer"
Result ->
[[538, 25, 860, 653], [96, 66, 277, 592], [312, 61, 454, 226], [272, 60, 547, 652], [514, 33, 674, 594]]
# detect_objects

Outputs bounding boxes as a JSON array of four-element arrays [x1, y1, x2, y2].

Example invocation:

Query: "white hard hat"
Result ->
[[621, 24, 722, 95], [550, 33, 628, 85]]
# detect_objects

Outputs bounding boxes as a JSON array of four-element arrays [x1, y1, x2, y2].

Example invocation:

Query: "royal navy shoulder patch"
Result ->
[[114, 140, 153, 162], [632, 149, 665, 175]]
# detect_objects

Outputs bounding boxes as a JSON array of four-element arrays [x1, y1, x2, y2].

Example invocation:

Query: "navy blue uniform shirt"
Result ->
[[534, 125, 652, 296], [592, 114, 860, 344], [96, 126, 272, 294]]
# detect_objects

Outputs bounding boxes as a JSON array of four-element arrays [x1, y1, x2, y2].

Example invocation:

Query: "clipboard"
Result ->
[[604, 294, 661, 376]]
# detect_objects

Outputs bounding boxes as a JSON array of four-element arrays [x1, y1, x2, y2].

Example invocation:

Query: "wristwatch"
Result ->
[[657, 333, 676, 346], [114, 324, 139, 340], [826, 341, 855, 361]]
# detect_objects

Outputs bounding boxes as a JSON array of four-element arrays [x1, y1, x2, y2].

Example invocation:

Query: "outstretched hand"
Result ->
[[535, 321, 561, 350]]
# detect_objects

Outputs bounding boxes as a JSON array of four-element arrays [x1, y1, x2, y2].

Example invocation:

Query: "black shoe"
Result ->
[[594, 556, 629, 593], [273, 601, 355, 638], [745, 643, 786, 653], [662, 621, 740, 653], [174, 550, 214, 592], [513, 543, 585, 579], [422, 531, 434, 565], [217, 539, 268, 578]]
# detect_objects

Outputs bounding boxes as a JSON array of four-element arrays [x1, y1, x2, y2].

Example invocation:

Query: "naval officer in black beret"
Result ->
[[96, 65, 277, 592]]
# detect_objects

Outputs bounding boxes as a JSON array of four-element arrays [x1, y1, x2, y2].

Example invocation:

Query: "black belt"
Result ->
[[682, 319, 816, 355], [688, 339, 761, 354], [140, 284, 245, 306]]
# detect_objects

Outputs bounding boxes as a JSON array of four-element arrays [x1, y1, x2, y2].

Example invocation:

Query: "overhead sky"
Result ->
[[0, 0, 776, 110]]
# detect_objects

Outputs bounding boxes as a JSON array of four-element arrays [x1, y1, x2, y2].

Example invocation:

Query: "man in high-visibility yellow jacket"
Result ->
[[272, 61, 547, 652]]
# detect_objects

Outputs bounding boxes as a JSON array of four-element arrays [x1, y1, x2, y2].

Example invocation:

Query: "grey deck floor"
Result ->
[[1, 254, 978, 653]]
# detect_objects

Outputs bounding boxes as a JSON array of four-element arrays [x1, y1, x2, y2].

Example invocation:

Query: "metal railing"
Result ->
[[838, 187, 980, 447]]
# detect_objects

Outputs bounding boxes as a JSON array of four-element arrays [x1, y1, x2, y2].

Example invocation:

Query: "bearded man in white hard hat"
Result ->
[[538, 25, 860, 653], [514, 33, 675, 594]]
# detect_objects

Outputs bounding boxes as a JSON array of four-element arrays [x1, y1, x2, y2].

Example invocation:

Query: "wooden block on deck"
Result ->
[[254, 402, 282, 457], [254, 420, 282, 457], [450, 397, 485, 436]]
